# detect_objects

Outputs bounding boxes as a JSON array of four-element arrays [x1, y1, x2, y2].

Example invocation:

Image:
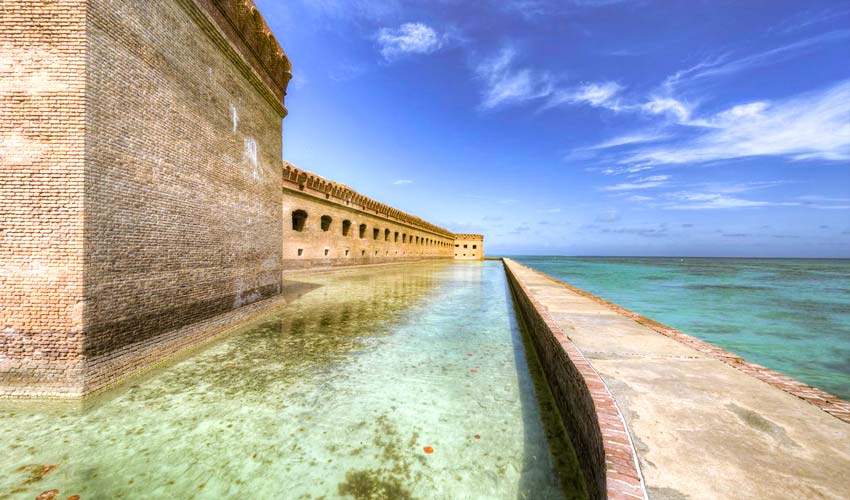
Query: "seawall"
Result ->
[[504, 258, 850, 500]]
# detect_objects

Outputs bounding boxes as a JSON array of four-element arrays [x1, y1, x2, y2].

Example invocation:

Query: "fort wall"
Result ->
[[1, 0, 293, 396], [0, 0, 88, 395], [281, 163, 455, 269], [0, 0, 482, 398], [453, 234, 485, 260]]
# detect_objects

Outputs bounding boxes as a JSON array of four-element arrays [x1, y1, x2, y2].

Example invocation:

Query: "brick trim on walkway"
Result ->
[[520, 264, 850, 425], [504, 259, 648, 500]]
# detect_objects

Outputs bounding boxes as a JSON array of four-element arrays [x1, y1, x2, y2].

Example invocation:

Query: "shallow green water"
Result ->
[[1, 261, 585, 500], [513, 256, 850, 400]]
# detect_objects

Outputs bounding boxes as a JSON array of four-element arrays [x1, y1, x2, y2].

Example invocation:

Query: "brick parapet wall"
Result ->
[[282, 161, 455, 239], [281, 190, 454, 268], [503, 259, 647, 500], [524, 265, 850, 424]]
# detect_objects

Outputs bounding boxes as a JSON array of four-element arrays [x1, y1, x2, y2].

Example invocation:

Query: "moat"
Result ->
[[0, 261, 585, 500]]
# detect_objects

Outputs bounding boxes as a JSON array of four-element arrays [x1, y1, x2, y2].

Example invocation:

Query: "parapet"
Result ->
[[282, 161, 456, 239], [192, 0, 292, 110], [453, 234, 484, 240]]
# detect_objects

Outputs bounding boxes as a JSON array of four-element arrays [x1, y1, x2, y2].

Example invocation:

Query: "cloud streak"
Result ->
[[664, 30, 850, 89], [376, 23, 445, 61], [602, 174, 671, 191], [624, 80, 850, 165]]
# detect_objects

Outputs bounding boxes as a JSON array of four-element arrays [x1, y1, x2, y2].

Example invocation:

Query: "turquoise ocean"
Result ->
[[513, 257, 850, 400]]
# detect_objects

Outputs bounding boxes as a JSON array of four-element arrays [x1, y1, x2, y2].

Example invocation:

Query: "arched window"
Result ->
[[291, 210, 307, 232], [342, 220, 351, 236], [373, 228, 380, 240], [384, 228, 391, 241], [320, 215, 332, 232], [394, 232, 399, 242], [402, 234, 407, 243], [359, 224, 367, 238]]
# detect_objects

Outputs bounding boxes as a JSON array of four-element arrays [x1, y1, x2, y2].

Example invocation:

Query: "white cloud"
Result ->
[[376, 23, 444, 61], [664, 30, 850, 89], [602, 174, 671, 191], [626, 80, 850, 165], [475, 46, 554, 109], [660, 191, 802, 210], [547, 81, 624, 110], [641, 97, 691, 122], [627, 195, 653, 202], [587, 132, 669, 150], [475, 48, 622, 112], [392, 179, 413, 185]]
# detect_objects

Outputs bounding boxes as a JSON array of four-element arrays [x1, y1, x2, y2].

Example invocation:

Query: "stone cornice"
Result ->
[[182, 0, 292, 116], [454, 234, 484, 240], [282, 162, 456, 239]]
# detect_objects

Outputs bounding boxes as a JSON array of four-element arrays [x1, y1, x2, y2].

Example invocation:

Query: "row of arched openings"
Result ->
[[291, 210, 450, 247]]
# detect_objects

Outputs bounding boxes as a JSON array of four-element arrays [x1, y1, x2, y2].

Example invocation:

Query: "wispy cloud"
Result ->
[[664, 30, 850, 89], [475, 47, 625, 112], [661, 192, 798, 210], [392, 179, 413, 185], [475, 46, 554, 109], [586, 132, 669, 150], [546, 81, 624, 110], [624, 80, 850, 165], [640, 97, 691, 122], [602, 174, 671, 191], [376, 23, 445, 61]]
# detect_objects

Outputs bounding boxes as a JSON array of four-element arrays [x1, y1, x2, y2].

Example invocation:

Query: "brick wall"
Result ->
[[453, 234, 484, 260], [504, 259, 646, 500], [1, 0, 290, 396], [280, 163, 455, 270], [0, 0, 88, 395]]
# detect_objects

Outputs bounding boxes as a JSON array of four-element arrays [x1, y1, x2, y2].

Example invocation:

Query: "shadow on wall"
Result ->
[[504, 280, 589, 500]]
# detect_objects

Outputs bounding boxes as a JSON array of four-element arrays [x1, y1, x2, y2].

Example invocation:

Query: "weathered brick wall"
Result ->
[[281, 191, 453, 269], [504, 258, 647, 500], [453, 234, 484, 260], [0, 0, 88, 395], [80, 0, 285, 392], [280, 163, 455, 270], [1, 0, 290, 397]]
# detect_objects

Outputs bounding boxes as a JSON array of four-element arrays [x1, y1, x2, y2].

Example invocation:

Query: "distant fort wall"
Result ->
[[453, 234, 485, 260], [281, 162, 456, 269], [1, 0, 292, 396]]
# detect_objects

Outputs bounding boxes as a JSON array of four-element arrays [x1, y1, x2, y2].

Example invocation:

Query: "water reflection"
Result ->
[[1, 261, 582, 499]]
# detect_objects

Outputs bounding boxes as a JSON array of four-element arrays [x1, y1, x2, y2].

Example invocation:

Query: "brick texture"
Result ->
[[280, 162, 459, 269], [504, 259, 647, 500], [0, 0, 88, 395], [1, 0, 290, 396]]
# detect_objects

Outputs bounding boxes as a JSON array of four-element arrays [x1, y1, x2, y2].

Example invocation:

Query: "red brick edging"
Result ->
[[504, 260, 648, 500], [521, 264, 850, 425]]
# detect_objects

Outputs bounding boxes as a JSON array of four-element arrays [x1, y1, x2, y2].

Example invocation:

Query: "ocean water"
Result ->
[[513, 256, 850, 400], [0, 261, 585, 500]]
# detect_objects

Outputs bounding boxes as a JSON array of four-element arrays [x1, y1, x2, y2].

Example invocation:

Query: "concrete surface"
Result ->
[[506, 260, 850, 500]]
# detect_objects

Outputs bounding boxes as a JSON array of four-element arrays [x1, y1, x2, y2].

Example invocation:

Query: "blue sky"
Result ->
[[255, 0, 850, 257]]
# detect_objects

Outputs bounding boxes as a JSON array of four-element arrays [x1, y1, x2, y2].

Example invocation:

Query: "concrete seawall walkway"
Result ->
[[504, 259, 850, 500]]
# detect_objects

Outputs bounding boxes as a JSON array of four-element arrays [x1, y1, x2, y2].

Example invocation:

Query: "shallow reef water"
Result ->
[[1, 261, 585, 500], [514, 256, 850, 399]]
